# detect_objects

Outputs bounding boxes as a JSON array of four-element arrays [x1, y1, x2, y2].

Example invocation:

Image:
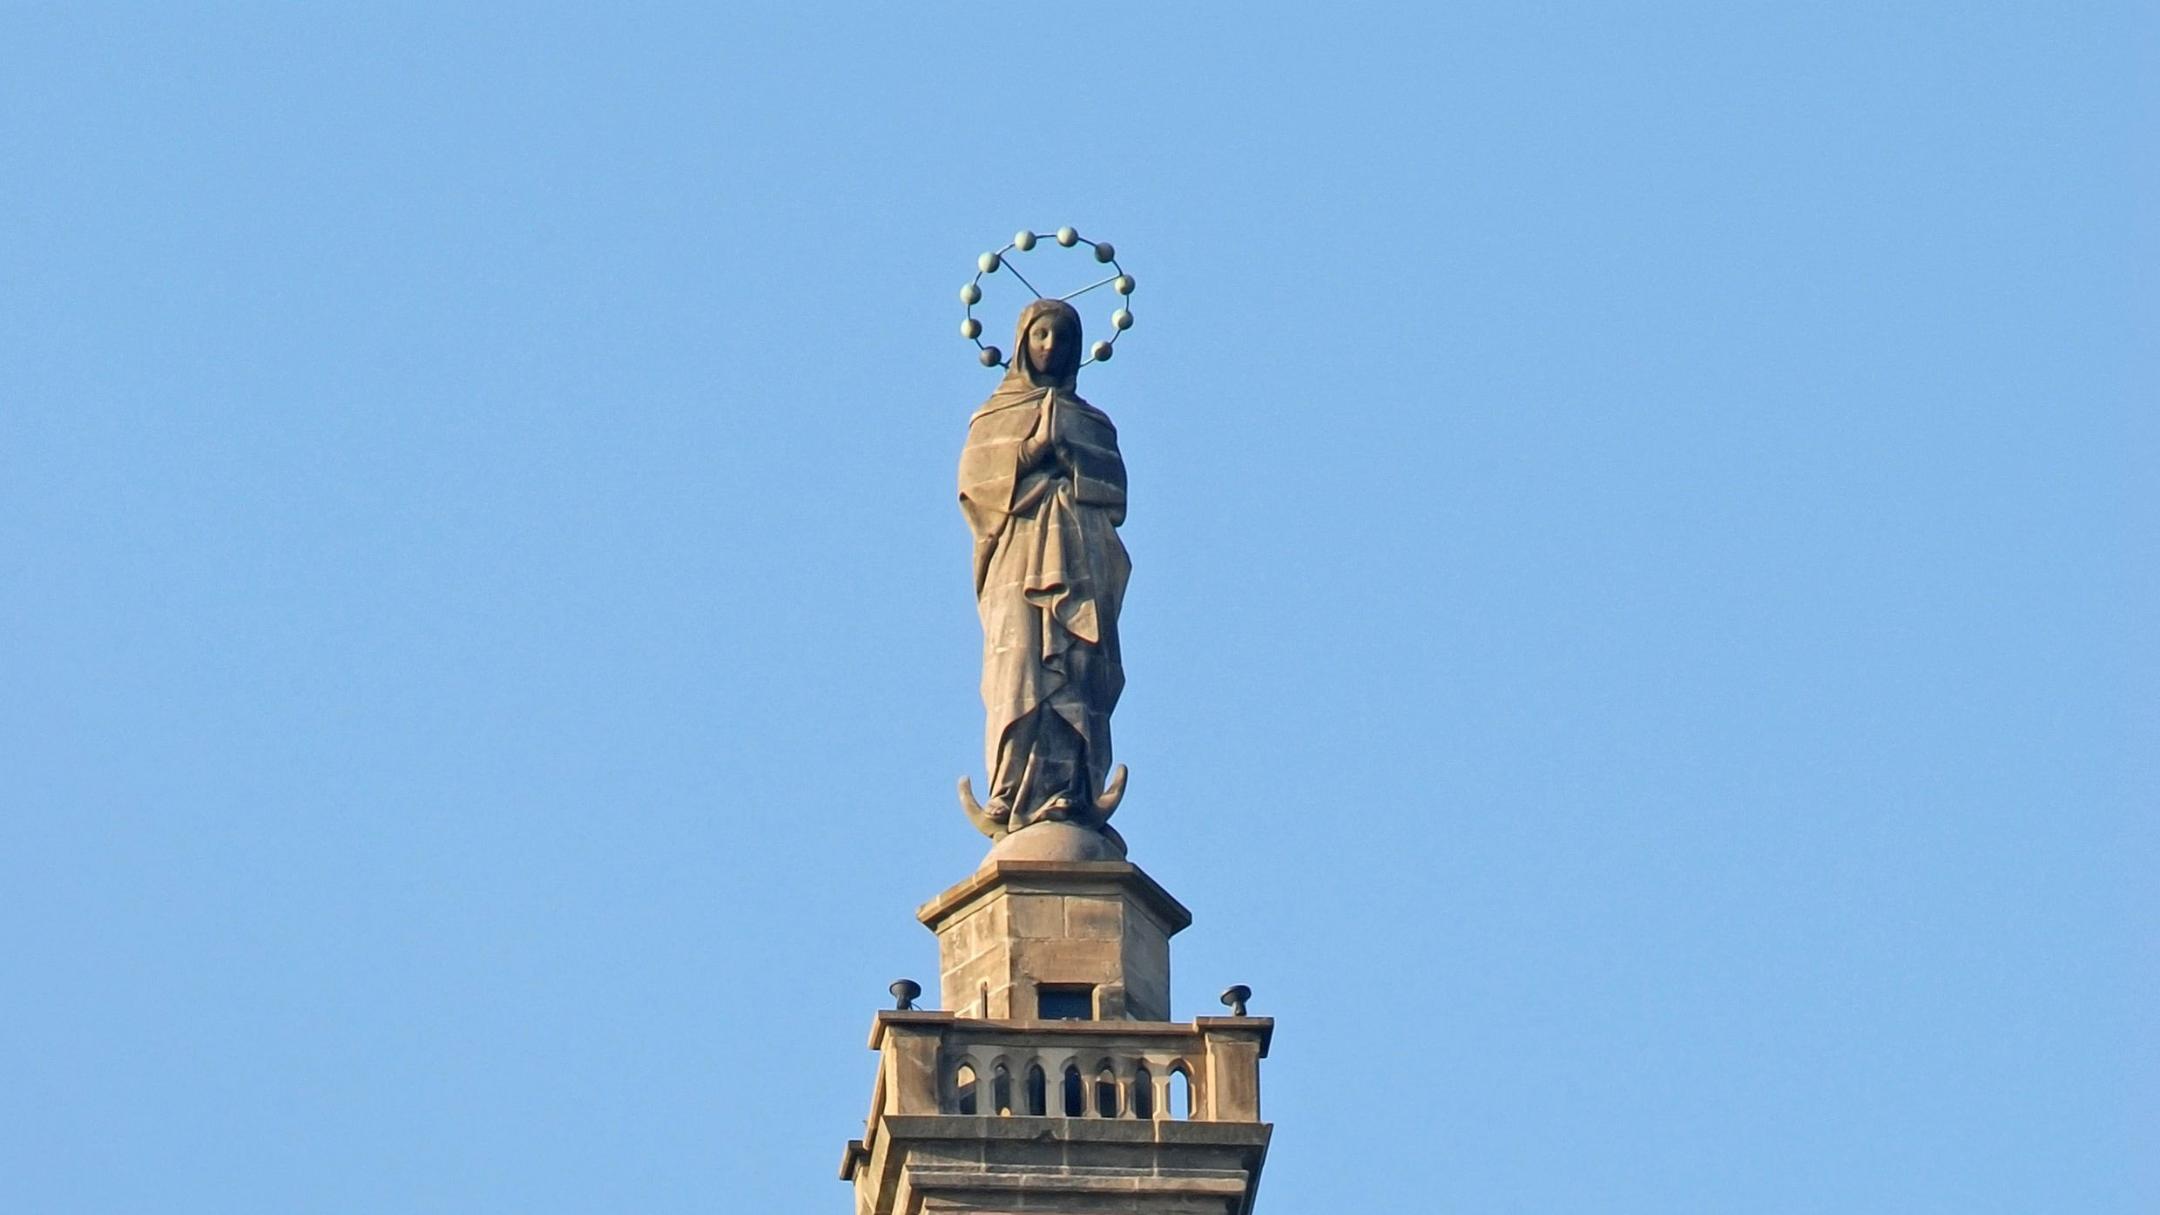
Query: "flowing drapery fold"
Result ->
[[958, 302, 1128, 832]]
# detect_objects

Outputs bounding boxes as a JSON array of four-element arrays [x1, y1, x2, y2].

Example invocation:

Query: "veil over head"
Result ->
[[1004, 298, 1084, 390]]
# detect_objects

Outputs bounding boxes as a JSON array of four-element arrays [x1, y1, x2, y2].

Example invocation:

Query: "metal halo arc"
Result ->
[[960, 227, 1136, 370]]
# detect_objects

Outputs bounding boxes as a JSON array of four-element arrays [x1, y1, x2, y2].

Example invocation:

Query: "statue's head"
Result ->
[[1012, 299, 1083, 388]]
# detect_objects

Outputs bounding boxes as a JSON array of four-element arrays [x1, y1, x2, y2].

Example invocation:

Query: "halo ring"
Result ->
[[961, 227, 1135, 370]]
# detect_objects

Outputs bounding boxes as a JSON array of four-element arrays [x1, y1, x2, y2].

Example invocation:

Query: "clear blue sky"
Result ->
[[3, 5, 2150, 1212]]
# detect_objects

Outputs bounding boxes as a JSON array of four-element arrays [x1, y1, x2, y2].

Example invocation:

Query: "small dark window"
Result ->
[[1037, 984, 1094, 1020], [1133, 1066, 1154, 1119], [1094, 1065, 1119, 1117], [992, 1064, 1013, 1115], [1025, 1064, 1048, 1116], [1062, 1065, 1085, 1116]]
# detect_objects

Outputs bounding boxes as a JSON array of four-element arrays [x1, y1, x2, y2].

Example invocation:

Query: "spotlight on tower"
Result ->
[[889, 979, 922, 1011]]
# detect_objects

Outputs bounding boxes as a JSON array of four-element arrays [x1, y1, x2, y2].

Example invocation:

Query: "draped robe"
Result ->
[[958, 373, 1129, 831]]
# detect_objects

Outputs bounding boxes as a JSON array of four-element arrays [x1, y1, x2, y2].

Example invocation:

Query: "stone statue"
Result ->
[[957, 298, 1129, 848]]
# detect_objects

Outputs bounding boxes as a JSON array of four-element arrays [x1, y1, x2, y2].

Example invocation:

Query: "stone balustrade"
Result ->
[[844, 1010, 1273, 1183]]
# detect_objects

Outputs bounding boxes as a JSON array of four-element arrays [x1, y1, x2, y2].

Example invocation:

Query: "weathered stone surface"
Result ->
[[1009, 893, 1065, 941], [1064, 896, 1123, 941]]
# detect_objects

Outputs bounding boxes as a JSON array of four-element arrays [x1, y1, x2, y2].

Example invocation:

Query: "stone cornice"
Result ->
[[916, 859, 1194, 936]]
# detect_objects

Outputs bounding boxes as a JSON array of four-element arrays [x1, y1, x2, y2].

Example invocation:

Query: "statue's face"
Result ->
[[1025, 314, 1076, 378]]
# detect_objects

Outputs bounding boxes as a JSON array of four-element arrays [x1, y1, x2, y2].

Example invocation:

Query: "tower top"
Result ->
[[840, 239, 1273, 1215]]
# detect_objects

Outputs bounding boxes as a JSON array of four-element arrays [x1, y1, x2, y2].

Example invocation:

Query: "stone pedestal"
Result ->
[[919, 860, 1190, 1022]]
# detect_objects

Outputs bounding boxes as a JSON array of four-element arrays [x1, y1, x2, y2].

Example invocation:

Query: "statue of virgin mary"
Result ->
[[956, 298, 1130, 846]]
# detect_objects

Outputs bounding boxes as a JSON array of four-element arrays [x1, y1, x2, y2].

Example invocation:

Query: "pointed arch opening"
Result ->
[[954, 1062, 978, 1115], [1025, 1063, 1048, 1116], [991, 1062, 1013, 1115], [1062, 1063, 1085, 1117]]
